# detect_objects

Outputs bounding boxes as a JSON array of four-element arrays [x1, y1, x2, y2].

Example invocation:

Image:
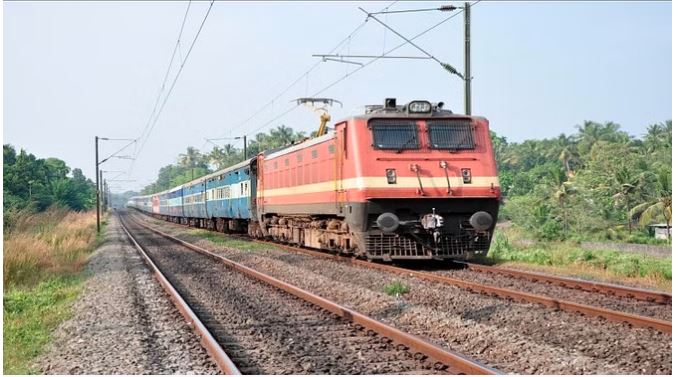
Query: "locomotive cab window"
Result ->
[[426, 119, 475, 150], [369, 119, 419, 150]]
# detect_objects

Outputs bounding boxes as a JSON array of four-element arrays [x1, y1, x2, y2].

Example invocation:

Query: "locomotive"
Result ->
[[129, 98, 501, 261]]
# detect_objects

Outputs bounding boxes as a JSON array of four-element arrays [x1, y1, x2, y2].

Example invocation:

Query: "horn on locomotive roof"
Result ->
[[294, 97, 343, 137]]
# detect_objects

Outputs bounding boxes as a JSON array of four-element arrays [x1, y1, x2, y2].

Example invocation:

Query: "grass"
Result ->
[[3, 276, 84, 374], [384, 281, 410, 296], [3, 207, 101, 373], [4, 208, 99, 288], [483, 230, 672, 291], [187, 229, 272, 251]]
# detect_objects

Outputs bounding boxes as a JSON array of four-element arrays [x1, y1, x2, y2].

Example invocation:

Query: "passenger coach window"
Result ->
[[427, 119, 475, 150], [369, 120, 419, 150]]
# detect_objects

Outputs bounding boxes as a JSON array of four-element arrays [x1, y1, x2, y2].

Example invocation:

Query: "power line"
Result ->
[[360, 7, 464, 79], [135, 1, 192, 162], [131, 0, 215, 172], [209, 1, 399, 141], [246, 1, 479, 137]]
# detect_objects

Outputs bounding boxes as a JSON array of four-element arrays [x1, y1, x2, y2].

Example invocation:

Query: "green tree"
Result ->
[[630, 170, 672, 235]]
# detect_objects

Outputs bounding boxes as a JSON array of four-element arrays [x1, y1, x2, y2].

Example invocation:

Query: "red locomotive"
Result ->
[[251, 98, 500, 261]]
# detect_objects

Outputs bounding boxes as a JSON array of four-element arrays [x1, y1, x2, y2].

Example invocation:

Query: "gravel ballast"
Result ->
[[37, 216, 219, 374], [131, 212, 672, 375], [431, 267, 671, 320], [123, 217, 449, 375]]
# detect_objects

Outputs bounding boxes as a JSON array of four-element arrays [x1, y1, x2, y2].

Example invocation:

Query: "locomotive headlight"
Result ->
[[408, 100, 432, 114], [461, 168, 472, 183], [470, 211, 493, 231], [385, 168, 397, 184]]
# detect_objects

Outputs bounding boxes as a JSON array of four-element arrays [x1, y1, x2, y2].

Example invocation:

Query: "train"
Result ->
[[128, 98, 501, 261]]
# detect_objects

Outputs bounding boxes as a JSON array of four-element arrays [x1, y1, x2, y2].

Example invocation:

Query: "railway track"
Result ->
[[119, 213, 500, 375], [133, 211, 671, 335], [246, 237, 671, 334], [456, 261, 671, 304]]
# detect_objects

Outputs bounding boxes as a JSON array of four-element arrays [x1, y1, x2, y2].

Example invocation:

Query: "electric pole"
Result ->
[[464, 2, 472, 115], [94, 137, 136, 232], [234, 135, 247, 160], [95, 136, 100, 233], [103, 179, 108, 211], [100, 170, 104, 215]]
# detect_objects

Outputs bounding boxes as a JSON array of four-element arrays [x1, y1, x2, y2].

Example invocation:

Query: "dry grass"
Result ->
[[3, 207, 99, 289], [4, 207, 101, 373]]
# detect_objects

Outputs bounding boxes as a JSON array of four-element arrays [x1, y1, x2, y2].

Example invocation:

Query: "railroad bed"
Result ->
[[211, 225, 671, 333], [119, 214, 498, 375], [127, 210, 672, 374], [431, 263, 671, 321]]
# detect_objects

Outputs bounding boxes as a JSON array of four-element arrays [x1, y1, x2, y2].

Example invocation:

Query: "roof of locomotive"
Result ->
[[263, 132, 335, 160], [348, 103, 487, 122]]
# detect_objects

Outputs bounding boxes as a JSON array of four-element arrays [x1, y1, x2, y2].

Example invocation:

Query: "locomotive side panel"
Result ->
[[257, 134, 340, 216]]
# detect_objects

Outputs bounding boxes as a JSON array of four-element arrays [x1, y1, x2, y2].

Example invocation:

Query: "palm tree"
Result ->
[[644, 121, 672, 153], [630, 170, 672, 240], [207, 146, 226, 170], [178, 147, 205, 180], [548, 133, 578, 176], [611, 166, 638, 233], [179, 147, 202, 168], [576, 121, 604, 154], [554, 181, 576, 231]]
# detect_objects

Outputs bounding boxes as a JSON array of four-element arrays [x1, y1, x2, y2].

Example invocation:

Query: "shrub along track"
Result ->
[[128, 210, 672, 374], [119, 213, 498, 375]]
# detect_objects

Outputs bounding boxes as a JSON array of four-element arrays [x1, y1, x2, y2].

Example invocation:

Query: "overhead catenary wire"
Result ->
[[206, 1, 400, 144], [359, 7, 465, 79], [131, 0, 215, 173], [245, 1, 479, 137], [136, 1, 193, 161], [100, 139, 138, 165]]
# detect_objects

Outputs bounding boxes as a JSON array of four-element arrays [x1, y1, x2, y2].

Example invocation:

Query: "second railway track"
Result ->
[[119, 212, 499, 375], [240, 234, 672, 333]]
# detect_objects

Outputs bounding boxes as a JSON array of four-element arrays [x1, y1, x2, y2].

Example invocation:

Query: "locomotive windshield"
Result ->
[[427, 119, 475, 150], [370, 119, 419, 150]]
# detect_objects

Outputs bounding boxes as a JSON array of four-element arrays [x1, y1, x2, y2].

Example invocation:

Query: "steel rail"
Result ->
[[127, 215, 501, 375], [118, 216, 241, 375], [222, 234, 673, 334], [458, 262, 671, 305]]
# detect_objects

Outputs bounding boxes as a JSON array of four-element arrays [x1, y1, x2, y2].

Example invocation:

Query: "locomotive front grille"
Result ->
[[364, 233, 490, 260]]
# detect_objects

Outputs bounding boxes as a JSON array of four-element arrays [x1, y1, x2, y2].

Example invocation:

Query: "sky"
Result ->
[[4, 1, 672, 192]]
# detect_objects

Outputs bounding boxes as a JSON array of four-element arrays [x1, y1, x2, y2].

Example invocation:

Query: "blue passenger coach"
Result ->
[[128, 158, 256, 233]]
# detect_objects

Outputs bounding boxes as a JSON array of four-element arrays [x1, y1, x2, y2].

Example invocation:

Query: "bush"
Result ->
[[486, 232, 671, 286], [384, 281, 409, 296]]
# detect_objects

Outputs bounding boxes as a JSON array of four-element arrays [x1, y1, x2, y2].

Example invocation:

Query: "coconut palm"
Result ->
[[611, 166, 639, 233], [178, 147, 208, 180], [630, 170, 672, 239]]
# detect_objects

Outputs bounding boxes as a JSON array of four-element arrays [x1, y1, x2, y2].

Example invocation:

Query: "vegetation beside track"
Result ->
[[484, 229, 672, 291], [3, 208, 103, 373], [494, 120, 671, 244], [384, 281, 410, 297]]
